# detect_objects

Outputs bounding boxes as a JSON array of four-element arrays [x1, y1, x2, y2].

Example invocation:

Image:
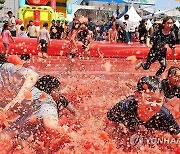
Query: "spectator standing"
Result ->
[[87, 17, 97, 40], [27, 20, 37, 38], [50, 20, 57, 39], [123, 14, 133, 44], [108, 22, 117, 42], [116, 24, 125, 42], [17, 26, 28, 37], [56, 20, 64, 39], [62, 21, 69, 39], [138, 19, 148, 44], [7, 11, 16, 37]]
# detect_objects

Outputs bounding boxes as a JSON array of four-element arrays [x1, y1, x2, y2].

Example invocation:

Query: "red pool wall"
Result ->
[[0, 37, 179, 59]]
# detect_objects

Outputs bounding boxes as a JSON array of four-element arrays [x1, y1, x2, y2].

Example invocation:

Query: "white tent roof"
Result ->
[[119, 6, 142, 23], [175, 20, 180, 28], [164, 9, 180, 17], [154, 9, 180, 17]]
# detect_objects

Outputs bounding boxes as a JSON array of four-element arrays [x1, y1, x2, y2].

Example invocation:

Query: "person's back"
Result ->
[[39, 27, 49, 41]]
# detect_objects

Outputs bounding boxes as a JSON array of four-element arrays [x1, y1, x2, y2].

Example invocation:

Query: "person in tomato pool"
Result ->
[[162, 66, 180, 99], [0, 55, 78, 141], [135, 16, 177, 77], [107, 76, 180, 136]]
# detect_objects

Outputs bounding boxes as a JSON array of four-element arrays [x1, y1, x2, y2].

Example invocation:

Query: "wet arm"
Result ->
[[59, 95, 78, 116], [4, 70, 39, 111], [43, 115, 66, 133]]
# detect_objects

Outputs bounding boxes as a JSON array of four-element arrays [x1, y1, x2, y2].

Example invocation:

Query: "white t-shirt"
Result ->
[[38, 28, 50, 42], [28, 25, 37, 37], [17, 31, 28, 37], [124, 20, 133, 32], [8, 16, 16, 31]]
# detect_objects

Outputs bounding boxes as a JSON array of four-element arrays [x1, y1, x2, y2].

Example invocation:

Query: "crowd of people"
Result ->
[[0, 10, 179, 152], [1, 11, 180, 60]]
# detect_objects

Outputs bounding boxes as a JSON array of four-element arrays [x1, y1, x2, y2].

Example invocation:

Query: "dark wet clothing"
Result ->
[[78, 29, 90, 49], [39, 39, 47, 52], [141, 30, 176, 76], [107, 95, 180, 135], [56, 25, 64, 39], [162, 79, 180, 98], [138, 25, 148, 44]]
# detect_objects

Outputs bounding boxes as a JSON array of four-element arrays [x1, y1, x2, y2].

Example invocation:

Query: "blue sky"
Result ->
[[155, 0, 180, 10]]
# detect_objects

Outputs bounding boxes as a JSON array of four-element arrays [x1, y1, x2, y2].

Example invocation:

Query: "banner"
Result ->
[[122, 0, 155, 5], [90, 0, 155, 5]]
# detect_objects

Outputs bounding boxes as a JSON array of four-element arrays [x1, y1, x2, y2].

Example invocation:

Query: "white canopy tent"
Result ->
[[117, 6, 142, 29]]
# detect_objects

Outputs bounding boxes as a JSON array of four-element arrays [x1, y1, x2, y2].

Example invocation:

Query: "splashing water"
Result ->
[[0, 56, 179, 154]]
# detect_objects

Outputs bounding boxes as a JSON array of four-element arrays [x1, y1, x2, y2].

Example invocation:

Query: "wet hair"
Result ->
[[160, 16, 174, 29], [124, 14, 129, 20], [0, 54, 8, 65], [20, 54, 30, 61], [43, 22, 48, 27], [162, 16, 174, 25], [56, 20, 60, 23], [140, 19, 147, 26], [72, 20, 80, 30], [7, 11, 12, 14], [56, 95, 69, 114], [137, 76, 162, 93], [1, 23, 9, 35], [88, 17, 92, 22], [35, 75, 61, 95], [20, 26, 24, 31], [167, 66, 180, 77]]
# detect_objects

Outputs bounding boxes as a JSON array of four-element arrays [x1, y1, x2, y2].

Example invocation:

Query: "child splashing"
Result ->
[[1, 23, 15, 54], [136, 17, 177, 77], [107, 76, 179, 135]]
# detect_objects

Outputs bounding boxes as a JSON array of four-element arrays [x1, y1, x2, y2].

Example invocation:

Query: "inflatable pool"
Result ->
[[0, 37, 180, 59]]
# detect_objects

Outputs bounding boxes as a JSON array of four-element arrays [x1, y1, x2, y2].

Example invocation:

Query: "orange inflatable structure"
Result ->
[[0, 37, 179, 59]]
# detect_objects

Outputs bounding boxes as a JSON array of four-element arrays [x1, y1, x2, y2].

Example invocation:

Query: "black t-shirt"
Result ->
[[77, 29, 89, 46], [150, 29, 176, 50], [78, 29, 89, 41], [56, 25, 64, 39], [107, 95, 180, 134], [162, 79, 180, 98], [138, 25, 147, 43]]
